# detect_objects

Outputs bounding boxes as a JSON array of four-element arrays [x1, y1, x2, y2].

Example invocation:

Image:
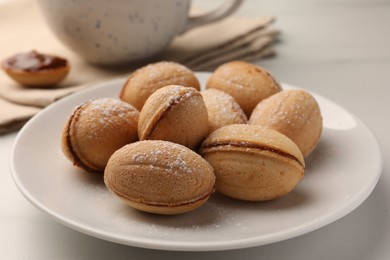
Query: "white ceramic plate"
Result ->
[[10, 73, 382, 251]]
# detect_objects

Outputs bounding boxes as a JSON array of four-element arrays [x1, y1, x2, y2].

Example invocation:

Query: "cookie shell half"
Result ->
[[119, 61, 200, 110], [249, 89, 322, 157], [206, 61, 282, 117], [201, 88, 247, 133]]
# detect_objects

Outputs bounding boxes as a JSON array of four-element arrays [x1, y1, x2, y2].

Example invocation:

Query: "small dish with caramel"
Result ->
[[1, 50, 70, 87]]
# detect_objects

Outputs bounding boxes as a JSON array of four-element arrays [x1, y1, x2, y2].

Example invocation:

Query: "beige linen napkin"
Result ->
[[157, 16, 279, 71], [0, 98, 41, 134], [0, 0, 279, 134]]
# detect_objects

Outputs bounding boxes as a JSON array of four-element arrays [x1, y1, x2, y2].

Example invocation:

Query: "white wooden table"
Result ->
[[1, 0, 389, 259]]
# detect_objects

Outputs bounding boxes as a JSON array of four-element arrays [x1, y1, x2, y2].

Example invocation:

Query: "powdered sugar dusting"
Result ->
[[129, 141, 197, 175], [202, 89, 247, 130], [156, 85, 197, 110], [77, 97, 138, 139], [251, 90, 318, 129], [132, 61, 197, 88], [88, 98, 136, 117], [108, 193, 254, 239]]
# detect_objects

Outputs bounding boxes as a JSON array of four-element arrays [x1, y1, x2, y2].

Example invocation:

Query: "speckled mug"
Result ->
[[37, 0, 243, 65]]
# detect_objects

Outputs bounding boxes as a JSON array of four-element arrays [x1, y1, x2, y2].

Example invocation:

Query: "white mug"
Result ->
[[37, 0, 243, 65]]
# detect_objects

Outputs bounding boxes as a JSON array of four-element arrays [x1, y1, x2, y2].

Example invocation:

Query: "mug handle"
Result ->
[[180, 0, 244, 34]]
